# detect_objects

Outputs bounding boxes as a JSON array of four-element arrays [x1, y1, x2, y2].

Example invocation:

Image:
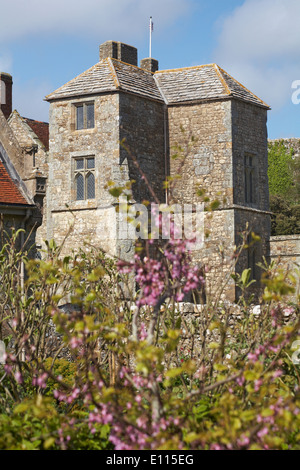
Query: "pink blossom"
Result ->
[[257, 427, 268, 439], [14, 371, 23, 384]]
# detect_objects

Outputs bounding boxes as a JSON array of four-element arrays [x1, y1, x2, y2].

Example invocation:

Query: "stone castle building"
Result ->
[[2, 40, 298, 301]]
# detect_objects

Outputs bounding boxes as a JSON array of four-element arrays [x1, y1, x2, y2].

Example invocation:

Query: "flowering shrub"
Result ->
[[0, 141, 299, 450], [0, 221, 299, 450]]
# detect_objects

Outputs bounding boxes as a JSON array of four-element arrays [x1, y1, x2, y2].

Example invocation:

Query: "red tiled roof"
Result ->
[[0, 160, 29, 205], [23, 118, 49, 151]]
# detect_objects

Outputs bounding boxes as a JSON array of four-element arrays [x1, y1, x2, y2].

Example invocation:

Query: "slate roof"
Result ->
[[0, 160, 30, 205], [155, 64, 269, 108], [45, 58, 163, 103], [45, 59, 269, 109]]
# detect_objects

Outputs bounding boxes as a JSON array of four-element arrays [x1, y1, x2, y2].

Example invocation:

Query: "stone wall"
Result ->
[[8, 111, 48, 248], [119, 93, 165, 204], [232, 100, 269, 212], [165, 98, 271, 301], [0, 109, 24, 177], [268, 138, 300, 158], [47, 90, 167, 260], [8, 111, 48, 176], [47, 93, 122, 256], [167, 100, 233, 205], [166, 100, 235, 300], [45, 84, 272, 302], [231, 100, 271, 297], [269, 235, 300, 297], [269, 235, 300, 269], [267, 138, 300, 281]]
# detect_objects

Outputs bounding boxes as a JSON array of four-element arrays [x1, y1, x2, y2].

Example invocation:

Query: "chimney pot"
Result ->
[[99, 41, 137, 66], [140, 58, 159, 73]]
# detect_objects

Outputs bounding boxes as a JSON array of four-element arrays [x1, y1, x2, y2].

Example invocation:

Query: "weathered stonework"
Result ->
[[167, 98, 270, 300], [269, 235, 300, 268], [268, 138, 300, 159], [7, 41, 276, 303], [8, 111, 48, 247], [0, 109, 42, 256], [47, 93, 121, 256]]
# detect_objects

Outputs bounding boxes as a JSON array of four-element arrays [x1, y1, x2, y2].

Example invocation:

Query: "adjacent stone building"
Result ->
[[40, 40, 272, 301], [0, 108, 43, 254], [7, 110, 48, 246]]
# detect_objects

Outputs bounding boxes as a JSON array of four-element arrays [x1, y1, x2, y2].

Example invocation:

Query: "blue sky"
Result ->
[[0, 0, 299, 139]]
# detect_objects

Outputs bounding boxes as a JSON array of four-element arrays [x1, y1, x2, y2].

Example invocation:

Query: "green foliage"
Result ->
[[268, 141, 300, 235], [0, 232, 299, 450], [270, 195, 300, 235], [0, 395, 112, 450], [268, 141, 295, 200]]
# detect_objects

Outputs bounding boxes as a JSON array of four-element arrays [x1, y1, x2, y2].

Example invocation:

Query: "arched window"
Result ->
[[86, 172, 95, 199], [73, 156, 95, 200], [76, 173, 84, 200], [0, 80, 6, 105]]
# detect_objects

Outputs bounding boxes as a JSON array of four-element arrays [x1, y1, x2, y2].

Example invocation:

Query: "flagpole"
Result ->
[[149, 16, 152, 58]]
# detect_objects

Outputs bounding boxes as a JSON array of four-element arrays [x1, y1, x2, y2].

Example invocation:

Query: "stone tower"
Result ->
[[44, 41, 271, 301]]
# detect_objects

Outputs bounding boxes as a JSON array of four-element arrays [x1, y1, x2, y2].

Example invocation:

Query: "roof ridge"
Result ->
[[23, 117, 49, 125], [213, 64, 231, 96], [155, 63, 216, 74], [106, 57, 121, 89], [217, 66, 270, 108], [153, 74, 168, 105], [110, 57, 155, 74]]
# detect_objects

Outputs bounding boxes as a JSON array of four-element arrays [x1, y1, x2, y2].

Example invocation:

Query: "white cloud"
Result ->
[[0, 0, 193, 121], [214, 0, 300, 109], [0, 0, 192, 43]]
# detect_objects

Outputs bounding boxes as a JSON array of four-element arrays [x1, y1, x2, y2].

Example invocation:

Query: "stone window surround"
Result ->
[[71, 151, 96, 204], [70, 98, 96, 133], [243, 151, 259, 209]]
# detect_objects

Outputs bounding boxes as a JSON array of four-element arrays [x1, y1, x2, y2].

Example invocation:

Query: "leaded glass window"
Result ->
[[76, 173, 84, 200], [75, 102, 95, 130], [74, 156, 95, 200], [86, 103, 94, 129], [87, 172, 95, 199], [76, 106, 84, 130]]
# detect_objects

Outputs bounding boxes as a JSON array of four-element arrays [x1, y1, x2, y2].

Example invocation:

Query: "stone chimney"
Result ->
[[0, 72, 12, 119], [140, 58, 159, 73], [99, 41, 137, 66]]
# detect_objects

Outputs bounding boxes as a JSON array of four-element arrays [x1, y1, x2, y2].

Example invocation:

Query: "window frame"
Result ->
[[244, 153, 257, 206], [74, 101, 95, 130], [73, 155, 96, 201]]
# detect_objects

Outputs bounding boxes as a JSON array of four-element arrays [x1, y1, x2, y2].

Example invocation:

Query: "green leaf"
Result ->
[[208, 342, 219, 349], [44, 437, 56, 449]]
